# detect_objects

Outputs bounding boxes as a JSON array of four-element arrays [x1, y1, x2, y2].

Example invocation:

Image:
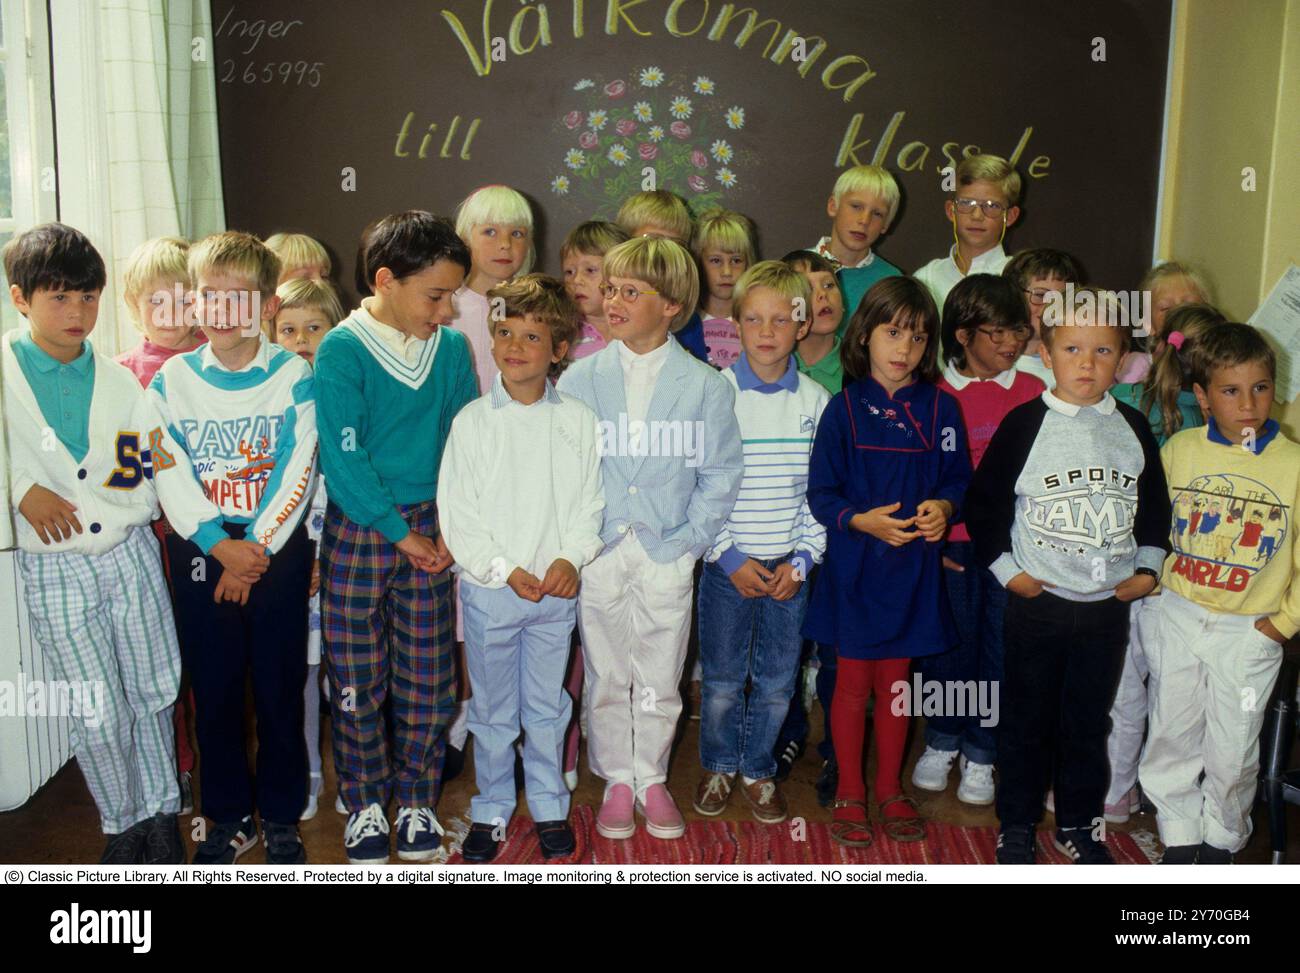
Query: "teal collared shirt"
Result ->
[[12, 332, 95, 462]]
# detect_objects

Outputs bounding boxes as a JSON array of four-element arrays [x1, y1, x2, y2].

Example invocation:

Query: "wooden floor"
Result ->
[[2, 700, 1297, 866]]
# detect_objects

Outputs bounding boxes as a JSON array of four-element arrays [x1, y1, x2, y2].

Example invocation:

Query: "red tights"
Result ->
[[830, 656, 914, 819]]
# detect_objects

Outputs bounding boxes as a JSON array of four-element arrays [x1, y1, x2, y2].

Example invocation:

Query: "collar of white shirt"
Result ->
[[812, 236, 875, 270], [199, 333, 273, 373], [356, 296, 426, 364], [946, 243, 1007, 275], [615, 336, 673, 371], [942, 359, 1017, 391], [489, 372, 562, 409], [1042, 387, 1117, 417]]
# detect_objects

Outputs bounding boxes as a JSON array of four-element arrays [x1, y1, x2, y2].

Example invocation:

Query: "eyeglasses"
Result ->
[[600, 282, 660, 303], [1023, 288, 1054, 305], [953, 198, 1008, 218], [975, 325, 1032, 343]]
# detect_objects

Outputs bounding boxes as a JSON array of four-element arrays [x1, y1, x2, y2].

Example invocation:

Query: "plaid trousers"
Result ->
[[321, 500, 455, 811], [17, 525, 182, 834]]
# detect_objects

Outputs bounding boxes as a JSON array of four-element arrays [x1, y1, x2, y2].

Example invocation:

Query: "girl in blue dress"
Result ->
[[805, 277, 971, 846]]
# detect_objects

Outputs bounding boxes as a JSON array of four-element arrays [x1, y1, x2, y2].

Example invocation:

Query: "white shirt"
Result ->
[[355, 297, 427, 365], [941, 359, 1018, 391], [616, 337, 672, 424], [437, 376, 605, 587], [914, 243, 1010, 312]]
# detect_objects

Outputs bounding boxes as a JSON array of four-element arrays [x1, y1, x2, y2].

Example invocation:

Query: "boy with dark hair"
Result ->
[[1002, 248, 1083, 387], [314, 211, 477, 864], [965, 289, 1171, 863], [1140, 322, 1297, 864], [3, 223, 188, 864]]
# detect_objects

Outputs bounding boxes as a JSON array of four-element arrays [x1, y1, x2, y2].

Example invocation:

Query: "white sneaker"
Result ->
[[564, 769, 579, 792], [334, 794, 347, 815], [300, 794, 319, 822], [911, 746, 958, 791], [956, 756, 995, 805]]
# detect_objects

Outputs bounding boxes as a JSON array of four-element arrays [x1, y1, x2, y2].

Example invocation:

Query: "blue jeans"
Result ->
[[919, 541, 1006, 765], [698, 557, 810, 779]]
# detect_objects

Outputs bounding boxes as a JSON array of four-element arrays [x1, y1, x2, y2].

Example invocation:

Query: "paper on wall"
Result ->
[[1248, 263, 1300, 402]]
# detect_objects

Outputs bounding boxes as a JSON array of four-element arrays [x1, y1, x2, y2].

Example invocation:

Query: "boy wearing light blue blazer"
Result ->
[[556, 236, 744, 841]]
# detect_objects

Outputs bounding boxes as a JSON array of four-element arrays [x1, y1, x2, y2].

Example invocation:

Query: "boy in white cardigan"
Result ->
[[438, 274, 605, 862], [1, 224, 205, 865]]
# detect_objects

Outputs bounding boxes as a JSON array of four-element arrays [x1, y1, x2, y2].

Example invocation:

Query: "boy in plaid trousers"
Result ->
[[314, 212, 477, 864]]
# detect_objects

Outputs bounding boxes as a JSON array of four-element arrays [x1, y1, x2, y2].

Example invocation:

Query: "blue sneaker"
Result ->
[[343, 804, 390, 865], [395, 806, 445, 862], [193, 816, 257, 865]]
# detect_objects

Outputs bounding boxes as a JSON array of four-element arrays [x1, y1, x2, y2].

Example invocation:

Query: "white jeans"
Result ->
[[1138, 589, 1284, 851], [1105, 596, 1158, 805], [577, 532, 695, 797]]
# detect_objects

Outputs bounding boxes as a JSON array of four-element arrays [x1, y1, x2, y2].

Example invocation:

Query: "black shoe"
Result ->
[[142, 812, 186, 865], [536, 820, 576, 860], [100, 820, 150, 864], [1054, 827, 1114, 864], [773, 739, 804, 782], [996, 824, 1037, 864], [193, 816, 258, 865], [263, 822, 307, 864], [443, 744, 465, 783], [815, 759, 838, 808], [1197, 842, 1233, 864], [1160, 844, 1199, 864], [461, 822, 502, 863]]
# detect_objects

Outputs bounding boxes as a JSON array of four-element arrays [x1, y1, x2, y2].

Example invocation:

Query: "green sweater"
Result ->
[[314, 313, 477, 542]]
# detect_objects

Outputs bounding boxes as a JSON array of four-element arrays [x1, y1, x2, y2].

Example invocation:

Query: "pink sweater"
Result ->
[[938, 364, 1045, 542], [115, 337, 205, 388]]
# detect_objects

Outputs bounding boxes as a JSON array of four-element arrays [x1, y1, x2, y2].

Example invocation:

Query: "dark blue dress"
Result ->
[[803, 376, 972, 659]]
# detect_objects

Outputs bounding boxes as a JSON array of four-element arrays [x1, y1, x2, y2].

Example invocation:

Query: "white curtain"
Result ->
[[97, 0, 225, 354]]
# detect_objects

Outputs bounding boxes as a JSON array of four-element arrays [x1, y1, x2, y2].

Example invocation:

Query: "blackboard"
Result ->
[[213, 0, 1171, 306]]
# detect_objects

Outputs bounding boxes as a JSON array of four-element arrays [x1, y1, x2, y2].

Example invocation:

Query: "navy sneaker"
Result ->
[[1054, 826, 1114, 864], [263, 822, 307, 864], [193, 816, 257, 865], [395, 806, 444, 862], [344, 804, 390, 865], [143, 812, 186, 865], [996, 824, 1037, 864], [814, 758, 838, 809], [100, 820, 149, 864], [774, 739, 804, 782], [1198, 842, 1233, 864], [1161, 844, 1199, 864]]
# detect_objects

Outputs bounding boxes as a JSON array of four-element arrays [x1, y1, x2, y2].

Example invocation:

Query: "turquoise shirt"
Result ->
[[838, 255, 902, 334], [12, 332, 95, 462], [1112, 382, 1204, 446]]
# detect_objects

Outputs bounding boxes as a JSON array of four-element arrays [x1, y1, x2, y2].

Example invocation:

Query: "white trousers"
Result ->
[[577, 532, 695, 796], [1104, 596, 1158, 805], [1138, 589, 1283, 851]]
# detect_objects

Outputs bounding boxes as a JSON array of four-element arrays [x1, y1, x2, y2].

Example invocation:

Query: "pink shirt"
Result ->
[[1114, 350, 1152, 385], [571, 320, 609, 360], [115, 336, 205, 388], [938, 363, 1045, 542], [702, 316, 741, 369], [449, 286, 497, 395]]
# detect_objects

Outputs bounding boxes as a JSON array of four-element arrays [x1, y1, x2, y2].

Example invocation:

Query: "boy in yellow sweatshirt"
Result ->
[[1139, 322, 1298, 864]]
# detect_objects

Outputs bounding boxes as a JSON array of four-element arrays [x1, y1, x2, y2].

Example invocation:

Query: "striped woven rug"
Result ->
[[443, 805, 1152, 865]]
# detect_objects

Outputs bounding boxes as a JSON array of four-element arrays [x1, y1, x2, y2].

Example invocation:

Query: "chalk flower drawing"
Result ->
[[552, 71, 750, 213]]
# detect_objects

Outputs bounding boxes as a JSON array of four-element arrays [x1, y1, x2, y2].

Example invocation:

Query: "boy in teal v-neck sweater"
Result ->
[[314, 212, 477, 865]]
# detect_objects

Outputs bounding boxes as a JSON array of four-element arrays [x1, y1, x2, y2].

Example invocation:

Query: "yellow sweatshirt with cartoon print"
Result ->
[[1161, 419, 1300, 638]]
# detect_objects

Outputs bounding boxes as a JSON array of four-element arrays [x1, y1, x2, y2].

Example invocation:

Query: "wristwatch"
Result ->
[[1134, 567, 1159, 579]]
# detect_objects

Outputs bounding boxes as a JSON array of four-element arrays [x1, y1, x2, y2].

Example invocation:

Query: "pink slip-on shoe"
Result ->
[[596, 783, 636, 840], [637, 783, 686, 839], [1104, 786, 1142, 824]]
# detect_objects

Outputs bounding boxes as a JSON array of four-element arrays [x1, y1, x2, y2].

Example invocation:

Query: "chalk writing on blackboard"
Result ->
[[220, 61, 324, 86], [394, 114, 483, 160], [213, 7, 304, 55]]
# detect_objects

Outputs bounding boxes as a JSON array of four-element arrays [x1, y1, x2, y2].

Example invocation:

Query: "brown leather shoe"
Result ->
[[692, 771, 734, 816], [741, 777, 787, 824]]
